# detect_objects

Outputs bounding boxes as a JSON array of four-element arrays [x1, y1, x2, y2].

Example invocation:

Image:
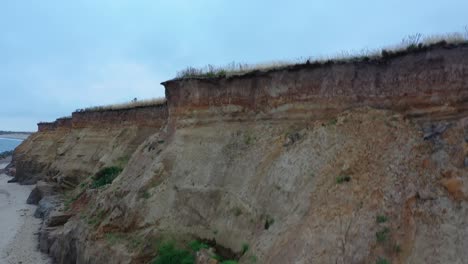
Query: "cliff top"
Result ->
[[75, 98, 167, 113], [162, 32, 468, 85]]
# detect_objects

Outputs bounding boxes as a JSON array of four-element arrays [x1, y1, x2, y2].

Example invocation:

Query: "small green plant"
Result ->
[[212, 254, 222, 261], [142, 191, 151, 199], [79, 182, 88, 189], [91, 166, 123, 188], [128, 236, 144, 251], [220, 261, 238, 264], [336, 175, 351, 184], [376, 257, 390, 264], [152, 242, 194, 264], [327, 118, 338, 126], [233, 207, 243, 217], [189, 240, 209, 252], [376, 227, 390, 243], [63, 194, 79, 211], [241, 243, 249, 255], [87, 210, 106, 227], [244, 133, 255, 145], [376, 215, 388, 223]]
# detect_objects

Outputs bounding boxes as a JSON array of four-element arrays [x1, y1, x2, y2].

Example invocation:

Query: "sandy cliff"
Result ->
[[11, 43, 468, 264], [14, 105, 167, 186]]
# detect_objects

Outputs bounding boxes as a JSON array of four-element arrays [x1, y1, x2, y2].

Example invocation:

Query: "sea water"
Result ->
[[0, 138, 22, 153]]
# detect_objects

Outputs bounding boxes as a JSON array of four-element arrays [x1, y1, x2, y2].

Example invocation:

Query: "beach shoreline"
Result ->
[[0, 161, 51, 264], [0, 133, 30, 141]]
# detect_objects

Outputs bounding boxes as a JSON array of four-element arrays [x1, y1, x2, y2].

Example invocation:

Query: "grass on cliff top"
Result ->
[[174, 30, 468, 79], [152, 240, 241, 264], [76, 97, 166, 113]]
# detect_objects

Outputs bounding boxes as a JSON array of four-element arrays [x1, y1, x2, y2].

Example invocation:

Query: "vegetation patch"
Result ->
[[243, 133, 256, 145], [87, 209, 106, 227], [77, 98, 166, 113], [91, 166, 123, 188], [376, 227, 391, 243], [63, 192, 82, 211], [105, 232, 126, 246], [151, 239, 240, 264], [173, 31, 468, 80], [152, 242, 194, 264], [336, 175, 351, 184], [128, 235, 145, 251], [241, 243, 249, 255], [79, 181, 89, 189], [142, 191, 152, 199], [177, 65, 228, 79], [189, 240, 209, 252], [326, 118, 338, 126], [232, 207, 243, 217], [376, 215, 388, 224], [376, 257, 390, 264]]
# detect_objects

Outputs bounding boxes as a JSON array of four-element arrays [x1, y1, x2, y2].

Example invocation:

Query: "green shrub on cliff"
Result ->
[[151, 240, 242, 264], [91, 166, 123, 188], [376, 215, 388, 224], [376, 257, 390, 264], [376, 227, 390, 243], [189, 240, 209, 252], [152, 242, 194, 264]]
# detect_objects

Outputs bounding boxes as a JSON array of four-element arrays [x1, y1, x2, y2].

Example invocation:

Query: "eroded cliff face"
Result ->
[[164, 44, 468, 124], [14, 105, 167, 185], [13, 44, 468, 264]]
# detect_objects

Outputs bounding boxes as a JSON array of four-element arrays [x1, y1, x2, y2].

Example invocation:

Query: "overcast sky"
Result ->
[[1, 0, 467, 131]]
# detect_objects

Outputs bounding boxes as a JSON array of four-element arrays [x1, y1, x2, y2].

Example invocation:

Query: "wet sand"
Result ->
[[0, 162, 50, 264]]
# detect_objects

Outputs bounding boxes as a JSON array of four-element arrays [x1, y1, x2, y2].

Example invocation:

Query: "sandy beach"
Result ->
[[0, 134, 31, 141], [0, 162, 50, 264]]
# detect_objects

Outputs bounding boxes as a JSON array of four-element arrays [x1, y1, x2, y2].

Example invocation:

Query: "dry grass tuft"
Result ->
[[174, 30, 468, 80], [76, 98, 166, 113]]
